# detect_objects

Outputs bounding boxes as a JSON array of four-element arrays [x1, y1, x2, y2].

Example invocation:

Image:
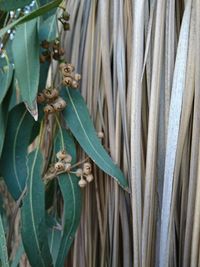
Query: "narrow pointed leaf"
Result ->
[[0, 0, 32, 11], [53, 129, 81, 266], [48, 228, 61, 265], [12, 19, 39, 112], [62, 88, 128, 190], [0, 103, 39, 200], [0, 86, 12, 156], [11, 243, 24, 267], [0, 64, 13, 104], [39, 14, 57, 42], [0, 213, 9, 267], [0, 0, 62, 37], [21, 149, 53, 267], [55, 173, 82, 267]]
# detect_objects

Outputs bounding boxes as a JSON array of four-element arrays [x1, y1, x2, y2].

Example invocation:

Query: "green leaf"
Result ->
[[39, 14, 57, 42], [0, 63, 13, 105], [53, 128, 81, 266], [0, 213, 9, 267], [0, 0, 62, 38], [62, 88, 129, 191], [0, 103, 39, 200], [0, 0, 32, 11], [0, 85, 12, 157], [12, 18, 39, 111], [55, 173, 82, 267], [21, 148, 53, 267], [48, 228, 61, 265]]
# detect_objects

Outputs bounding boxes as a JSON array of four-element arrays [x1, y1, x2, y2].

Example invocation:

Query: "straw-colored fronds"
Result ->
[[63, 0, 200, 266]]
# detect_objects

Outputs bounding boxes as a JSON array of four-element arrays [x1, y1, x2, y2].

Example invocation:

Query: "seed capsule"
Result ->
[[63, 76, 73, 86], [62, 11, 70, 21], [65, 163, 71, 172], [43, 88, 59, 100], [71, 80, 79, 89], [76, 168, 83, 177], [41, 40, 50, 49], [86, 174, 94, 183], [37, 93, 46, 103], [63, 154, 72, 163], [59, 62, 67, 71], [83, 162, 92, 175], [56, 150, 67, 160], [74, 73, 81, 81], [44, 104, 55, 114], [55, 162, 65, 171], [52, 97, 67, 111], [78, 178, 87, 188]]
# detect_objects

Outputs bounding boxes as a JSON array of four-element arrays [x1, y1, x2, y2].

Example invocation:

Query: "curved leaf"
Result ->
[[0, 64, 13, 104], [0, 103, 39, 200], [12, 18, 39, 113], [55, 173, 82, 267], [48, 228, 61, 265], [0, 0, 62, 38], [0, 86, 12, 156], [21, 149, 53, 267], [0, 0, 32, 11], [0, 213, 9, 267], [62, 88, 129, 191], [39, 14, 57, 41]]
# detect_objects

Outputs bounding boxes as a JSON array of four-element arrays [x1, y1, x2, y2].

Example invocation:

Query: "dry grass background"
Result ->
[[58, 0, 200, 266]]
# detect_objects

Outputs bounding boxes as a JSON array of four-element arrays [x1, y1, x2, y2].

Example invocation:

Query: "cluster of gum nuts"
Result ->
[[54, 150, 94, 188], [55, 150, 72, 173], [59, 62, 81, 89], [37, 88, 67, 114], [76, 163, 94, 188]]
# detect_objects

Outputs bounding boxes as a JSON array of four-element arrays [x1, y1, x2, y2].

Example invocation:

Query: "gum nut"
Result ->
[[63, 77, 73, 86], [66, 63, 75, 73], [74, 73, 81, 81], [86, 174, 94, 183], [55, 162, 65, 171], [37, 93, 46, 103], [56, 150, 67, 160], [41, 40, 49, 49], [78, 178, 87, 188], [63, 154, 72, 163], [43, 89, 55, 99], [65, 163, 71, 172], [40, 54, 46, 63], [98, 131, 104, 138], [71, 80, 79, 88], [63, 10, 70, 20], [44, 104, 54, 114], [76, 168, 83, 177], [83, 162, 92, 175], [59, 62, 67, 70]]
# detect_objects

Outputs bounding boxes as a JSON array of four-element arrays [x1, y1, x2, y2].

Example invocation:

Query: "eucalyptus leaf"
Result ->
[[0, 85, 12, 157], [12, 18, 39, 113], [56, 173, 82, 267], [0, 63, 13, 104], [62, 88, 129, 191], [21, 149, 53, 267], [48, 228, 61, 265], [0, 103, 39, 200], [0, 213, 9, 267], [0, 0, 62, 37], [39, 14, 57, 42], [0, 0, 32, 11]]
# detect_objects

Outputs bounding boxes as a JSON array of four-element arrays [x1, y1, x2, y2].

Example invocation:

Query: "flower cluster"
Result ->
[[40, 39, 65, 63], [76, 162, 94, 188], [37, 88, 67, 114]]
